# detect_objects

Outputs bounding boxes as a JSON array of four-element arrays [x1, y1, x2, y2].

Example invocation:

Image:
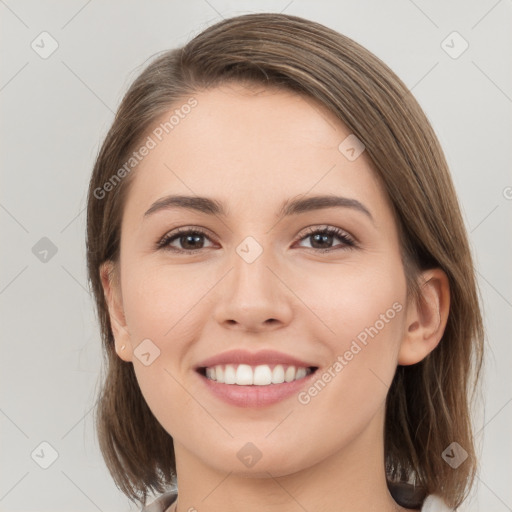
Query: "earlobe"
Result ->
[[100, 261, 133, 363], [398, 268, 450, 366]]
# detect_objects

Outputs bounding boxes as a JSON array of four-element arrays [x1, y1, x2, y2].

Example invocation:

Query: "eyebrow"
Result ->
[[144, 194, 373, 222]]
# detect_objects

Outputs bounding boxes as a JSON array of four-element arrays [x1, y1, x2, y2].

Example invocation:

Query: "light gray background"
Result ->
[[1, 1, 511, 511]]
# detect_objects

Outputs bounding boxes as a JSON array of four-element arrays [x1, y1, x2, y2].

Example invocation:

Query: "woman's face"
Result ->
[[107, 82, 412, 477]]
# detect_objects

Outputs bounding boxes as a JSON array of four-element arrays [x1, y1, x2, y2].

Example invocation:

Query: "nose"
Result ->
[[212, 243, 294, 333]]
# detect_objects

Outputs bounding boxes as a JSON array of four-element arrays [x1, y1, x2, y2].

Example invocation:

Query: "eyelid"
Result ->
[[294, 224, 358, 250], [156, 226, 218, 251], [297, 224, 357, 243]]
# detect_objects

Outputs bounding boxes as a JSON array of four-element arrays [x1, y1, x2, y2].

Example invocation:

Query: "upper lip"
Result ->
[[195, 349, 318, 370]]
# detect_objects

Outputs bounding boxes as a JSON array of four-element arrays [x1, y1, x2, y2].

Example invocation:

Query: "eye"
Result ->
[[294, 225, 357, 252], [157, 227, 215, 254], [157, 225, 357, 254]]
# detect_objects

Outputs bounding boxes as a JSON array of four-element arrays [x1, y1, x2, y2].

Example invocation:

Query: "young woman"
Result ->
[[87, 13, 484, 512]]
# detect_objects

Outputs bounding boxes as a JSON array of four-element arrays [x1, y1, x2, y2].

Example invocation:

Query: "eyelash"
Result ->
[[156, 225, 358, 254]]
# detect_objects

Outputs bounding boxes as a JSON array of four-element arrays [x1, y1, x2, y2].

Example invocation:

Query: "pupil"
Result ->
[[312, 233, 332, 248], [183, 234, 202, 249]]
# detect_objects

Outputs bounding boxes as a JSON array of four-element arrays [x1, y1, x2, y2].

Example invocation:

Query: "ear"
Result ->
[[100, 261, 133, 363], [398, 268, 450, 366]]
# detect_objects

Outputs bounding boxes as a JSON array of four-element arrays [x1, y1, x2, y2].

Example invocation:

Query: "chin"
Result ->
[[201, 440, 317, 478]]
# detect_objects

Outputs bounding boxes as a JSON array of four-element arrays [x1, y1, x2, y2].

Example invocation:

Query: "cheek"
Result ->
[[119, 261, 199, 386], [294, 255, 406, 347], [294, 257, 407, 410], [120, 262, 207, 436], [121, 260, 212, 340]]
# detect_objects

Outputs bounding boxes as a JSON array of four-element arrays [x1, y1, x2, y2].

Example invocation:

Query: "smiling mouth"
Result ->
[[197, 364, 318, 386]]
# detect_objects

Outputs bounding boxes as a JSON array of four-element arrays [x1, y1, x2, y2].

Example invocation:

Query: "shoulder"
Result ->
[[140, 491, 177, 512], [421, 494, 454, 511]]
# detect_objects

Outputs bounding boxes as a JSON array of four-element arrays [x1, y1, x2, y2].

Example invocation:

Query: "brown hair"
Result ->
[[87, 12, 484, 509]]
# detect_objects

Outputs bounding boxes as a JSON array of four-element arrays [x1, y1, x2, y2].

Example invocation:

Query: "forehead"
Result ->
[[122, 83, 392, 224]]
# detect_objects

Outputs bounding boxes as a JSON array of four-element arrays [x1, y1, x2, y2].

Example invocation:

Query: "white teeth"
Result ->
[[204, 363, 313, 385], [284, 365, 296, 382], [224, 364, 236, 384], [296, 367, 307, 380], [272, 364, 285, 384], [236, 364, 253, 385], [253, 365, 272, 385]]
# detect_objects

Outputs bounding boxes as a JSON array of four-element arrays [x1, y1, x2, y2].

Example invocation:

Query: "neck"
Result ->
[[171, 406, 417, 512]]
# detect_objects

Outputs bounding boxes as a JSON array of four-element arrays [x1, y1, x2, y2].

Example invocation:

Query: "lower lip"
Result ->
[[197, 371, 318, 408]]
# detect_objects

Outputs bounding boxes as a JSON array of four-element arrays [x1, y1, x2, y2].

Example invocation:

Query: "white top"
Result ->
[[141, 491, 454, 511], [421, 494, 454, 511]]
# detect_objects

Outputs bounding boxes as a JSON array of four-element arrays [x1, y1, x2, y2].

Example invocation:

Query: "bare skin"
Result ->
[[101, 83, 449, 512]]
